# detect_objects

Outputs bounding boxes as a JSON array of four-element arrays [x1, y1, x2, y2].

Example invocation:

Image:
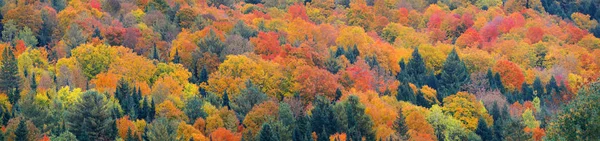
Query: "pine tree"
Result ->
[[125, 127, 136, 141], [30, 73, 37, 92], [416, 91, 431, 108], [438, 48, 469, 100], [493, 72, 505, 93], [334, 88, 342, 102], [393, 109, 408, 139], [222, 90, 230, 109], [67, 90, 116, 141], [172, 49, 181, 64], [521, 82, 534, 101], [92, 26, 103, 40], [0, 47, 20, 94], [310, 96, 337, 137], [406, 47, 427, 87], [259, 123, 279, 141], [487, 68, 495, 89], [426, 71, 439, 90], [293, 113, 311, 141], [396, 82, 416, 103], [396, 59, 409, 83], [345, 96, 375, 141], [335, 46, 345, 58], [476, 118, 492, 141], [150, 44, 160, 61], [199, 66, 208, 84], [15, 119, 28, 141], [115, 78, 131, 110], [533, 77, 544, 96], [149, 99, 156, 121], [546, 76, 558, 96]]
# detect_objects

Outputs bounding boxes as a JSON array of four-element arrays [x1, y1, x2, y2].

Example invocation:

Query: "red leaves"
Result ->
[[456, 28, 481, 48], [493, 60, 524, 91], [526, 27, 544, 43], [252, 32, 283, 60], [288, 3, 309, 21]]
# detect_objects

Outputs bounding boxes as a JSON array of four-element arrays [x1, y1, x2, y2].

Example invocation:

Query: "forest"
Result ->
[[0, 0, 600, 140]]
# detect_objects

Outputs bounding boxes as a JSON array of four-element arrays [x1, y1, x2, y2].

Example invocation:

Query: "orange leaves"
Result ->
[[157, 100, 188, 121], [294, 65, 340, 101], [525, 127, 546, 141], [493, 60, 525, 91], [251, 32, 283, 60], [288, 3, 309, 21], [116, 116, 138, 139], [353, 90, 397, 139], [526, 27, 544, 44], [91, 72, 119, 94], [210, 128, 242, 141], [455, 28, 481, 48], [405, 110, 436, 141]]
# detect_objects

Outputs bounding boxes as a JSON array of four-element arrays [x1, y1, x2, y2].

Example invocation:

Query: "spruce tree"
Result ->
[[67, 90, 116, 141], [0, 47, 20, 94], [172, 49, 181, 64], [150, 44, 160, 61], [335, 46, 345, 58], [533, 77, 544, 96], [15, 119, 28, 141], [438, 48, 469, 100], [406, 47, 427, 87], [293, 113, 311, 141], [310, 96, 337, 137], [476, 118, 492, 141], [334, 88, 342, 102], [396, 59, 409, 83], [222, 91, 230, 109], [393, 109, 408, 139], [521, 82, 534, 101], [30, 73, 37, 91], [396, 82, 416, 103], [345, 96, 375, 141], [199, 66, 208, 84], [259, 123, 279, 141], [546, 76, 558, 96]]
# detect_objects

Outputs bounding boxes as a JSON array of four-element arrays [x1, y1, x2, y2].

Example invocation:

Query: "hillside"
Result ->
[[0, 0, 599, 140]]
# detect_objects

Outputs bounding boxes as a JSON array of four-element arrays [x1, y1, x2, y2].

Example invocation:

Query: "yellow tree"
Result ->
[[442, 92, 493, 131]]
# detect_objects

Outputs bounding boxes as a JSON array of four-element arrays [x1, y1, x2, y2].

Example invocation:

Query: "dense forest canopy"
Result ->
[[0, 0, 599, 140]]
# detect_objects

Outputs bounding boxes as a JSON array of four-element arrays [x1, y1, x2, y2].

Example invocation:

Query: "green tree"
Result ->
[[197, 29, 225, 56], [533, 77, 544, 96], [475, 118, 492, 141], [15, 119, 29, 141], [310, 96, 337, 140], [344, 95, 375, 141], [0, 47, 20, 97], [277, 102, 294, 141], [438, 48, 469, 100], [231, 80, 268, 121], [184, 95, 206, 123], [546, 80, 600, 140], [335, 88, 342, 101], [393, 109, 408, 139], [150, 44, 160, 61], [396, 82, 415, 103], [259, 123, 279, 141], [172, 49, 181, 64], [17, 27, 38, 47], [67, 90, 116, 141], [145, 118, 178, 141], [2, 20, 18, 44], [51, 131, 78, 141], [222, 90, 230, 109], [232, 20, 258, 39], [406, 47, 427, 87]]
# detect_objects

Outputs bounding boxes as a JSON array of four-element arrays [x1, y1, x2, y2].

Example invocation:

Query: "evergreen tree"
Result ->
[[396, 59, 409, 83], [521, 82, 534, 101], [222, 91, 230, 109], [2, 20, 17, 43], [310, 96, 337, 137], [324, 53, 341, 74], [52, 0, 67, 11], [334, 88, 342, 102], [426, 71, 439, 90], [259, 123, 279, 141], [416, 91, 431, 108], [493, 72, 505, 93], [393, 109, 408, 139], [396, 82, 416, 103], [475, 118, 492, 141], [115, 78, 132, 114], [67, 90, 116, 141], [344, 45, 360, 64], [232, 20, 258, 39], [278, 102, 294, 141], [406, 47, 427, 87], [198, 29, 225, 55], [438, 48, 469, 100], [293, 113, 311, 141], [38, 10, 55, 46], [546, 76, 559, 96], [231, 80, 268, 120], [533, 77, 544, 96], [149, 99, 156, 121], [64, 24, 86, 57], [199, 66, 208, 84], [345, 96, 375, 141], [15, 119, 28, 141], [487, 68, 495, 89], [30, 73, 37, 92], [150, 44, 160, 61], [335, 46, 345, 58], [172, 49, 181, 64], [92, 26, 103, 40], [0, 47, 20, 94], [125, 128, 135, 141]]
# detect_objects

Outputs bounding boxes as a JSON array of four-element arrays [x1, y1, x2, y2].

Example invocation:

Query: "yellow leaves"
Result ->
[[132, 9, 146, 22], [571, 12, 599, 31], [0, 94, 11, 112], [177, 122, 204, 141], [442, 92, 493, 131], [205, 55, 285, 98], [72, 43, 116, 79], [336, 26, 373, 50], [420, 86, 439, 104], [157, 100, 188, 121], [116, 116, 138, 139], [56, 86, 83, 107], [108, 47, 156, 84], [91, 72, 119, 94], [285, 18, 315, 44]]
